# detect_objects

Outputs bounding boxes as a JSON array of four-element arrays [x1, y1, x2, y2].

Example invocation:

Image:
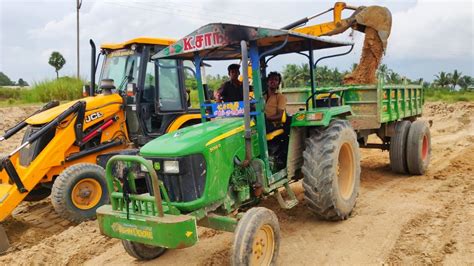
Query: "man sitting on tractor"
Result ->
[[215, 64, 243, 102], [264, 71, 287, 132]]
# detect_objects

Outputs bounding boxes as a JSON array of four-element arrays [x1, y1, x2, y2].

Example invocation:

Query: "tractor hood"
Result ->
[[140, 118, 245, 157], [25, 94, 123, 125]]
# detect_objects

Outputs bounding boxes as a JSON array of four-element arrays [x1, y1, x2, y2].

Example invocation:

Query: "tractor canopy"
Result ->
[[152, 23, 353, 61]]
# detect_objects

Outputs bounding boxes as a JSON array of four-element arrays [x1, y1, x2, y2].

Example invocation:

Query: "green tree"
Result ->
[[387, 70, 401, 84], [458, 75, 473, 90], [434, 71, 451, 88], [377, 64, 389, 82], [48, 51, 66, 79], [0, 72, 13, 86], [450, 70, 462, 90], [282, 64, 301, 87], [18, 78, 28, 87]]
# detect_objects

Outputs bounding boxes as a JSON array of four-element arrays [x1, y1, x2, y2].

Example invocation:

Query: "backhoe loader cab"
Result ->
[[0, 37, 202, 252], [98, 38, 198, 146]]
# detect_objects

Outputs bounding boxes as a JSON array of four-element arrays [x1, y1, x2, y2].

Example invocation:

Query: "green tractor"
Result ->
[[97, 23, 430, 264]]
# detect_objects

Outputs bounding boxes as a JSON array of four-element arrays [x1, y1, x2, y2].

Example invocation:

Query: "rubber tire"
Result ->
[[24, 186, 51, 202], [122, 240, 167, 260], [51, 163, 108, 223], [302, 119, 361, 221], [407, 120, 431, 175], [389, 120, 411, 174], [231, 207, 280, 266]]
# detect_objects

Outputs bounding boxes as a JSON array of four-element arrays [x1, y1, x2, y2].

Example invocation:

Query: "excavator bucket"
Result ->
[[0, 225, 10, 254], [354, 6, 392, 50]]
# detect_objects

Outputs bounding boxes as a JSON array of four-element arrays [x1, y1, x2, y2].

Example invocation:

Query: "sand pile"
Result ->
[[343, 27, 384, 85]]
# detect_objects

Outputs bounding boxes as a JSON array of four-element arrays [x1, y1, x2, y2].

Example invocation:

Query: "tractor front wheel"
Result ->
[[51, 163, 108, 223], [302, 119, 361, 220], [122, 240, 167, 260], [231, 207, 280, 266]]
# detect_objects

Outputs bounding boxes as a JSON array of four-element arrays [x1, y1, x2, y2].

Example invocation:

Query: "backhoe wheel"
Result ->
[[406, 120, 431, 175], [122, 240, 167, 260], [231, 207, 280, 266], [302, 119, 361, 221], [51, 163, 108, 223], [389, 120, 411, 174]]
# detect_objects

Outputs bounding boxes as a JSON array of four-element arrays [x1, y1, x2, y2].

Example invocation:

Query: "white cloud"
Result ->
[[388, 0, 473, 60]]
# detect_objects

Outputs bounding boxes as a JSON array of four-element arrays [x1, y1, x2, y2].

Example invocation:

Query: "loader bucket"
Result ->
[[354, 6, 392, 50], [0, 225, 10, 254]]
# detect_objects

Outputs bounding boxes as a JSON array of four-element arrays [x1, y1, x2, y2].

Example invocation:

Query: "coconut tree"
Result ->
[[434, 71, 451, 88], [377, 64, 389, 82], [450, 70, 462, 90], [458, 75, 473, 90]]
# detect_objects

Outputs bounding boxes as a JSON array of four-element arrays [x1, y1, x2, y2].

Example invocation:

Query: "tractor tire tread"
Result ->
[[302, 119, 361, 221]]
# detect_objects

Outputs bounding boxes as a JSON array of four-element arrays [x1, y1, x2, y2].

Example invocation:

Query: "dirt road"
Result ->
[[1, 102, 473, 265]]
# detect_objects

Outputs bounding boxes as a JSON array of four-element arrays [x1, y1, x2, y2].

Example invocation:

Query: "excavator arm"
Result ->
[[283, 2, 392, 50]]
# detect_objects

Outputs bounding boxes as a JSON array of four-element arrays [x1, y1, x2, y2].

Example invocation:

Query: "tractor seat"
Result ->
[[265, 112, 287, 141]]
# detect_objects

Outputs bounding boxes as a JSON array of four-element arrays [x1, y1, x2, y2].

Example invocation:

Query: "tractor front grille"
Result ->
[[144, 154, 206, 203]]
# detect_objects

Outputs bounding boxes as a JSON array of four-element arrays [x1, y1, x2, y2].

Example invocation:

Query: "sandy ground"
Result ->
[[0, 102, 473, 265]]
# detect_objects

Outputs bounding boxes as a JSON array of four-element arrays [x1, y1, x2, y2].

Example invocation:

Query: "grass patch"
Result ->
[[424, 88, 474, 103], [0, 77, 84, 106]]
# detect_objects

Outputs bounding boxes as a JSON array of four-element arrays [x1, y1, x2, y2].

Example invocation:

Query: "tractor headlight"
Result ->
[[163, 160, 180, 174]]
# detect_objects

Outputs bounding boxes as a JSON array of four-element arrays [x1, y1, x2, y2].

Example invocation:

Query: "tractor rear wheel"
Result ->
[[302, 119, 361, 220], [51, 163, 108, 223], [122, 240, 167, 260], [407, 120, 431, 175], [389, 120, 411, 174], [231, 207, 280, 266]]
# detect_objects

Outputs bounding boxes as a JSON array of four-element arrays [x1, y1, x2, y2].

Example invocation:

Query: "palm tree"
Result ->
[[282, 64, 301, 87], [450, 70, 462, 90], [377, 64, 389, 82], [434, 71, 451, 88], [387, 70, 401, 84], [458, 75, 473, 90]]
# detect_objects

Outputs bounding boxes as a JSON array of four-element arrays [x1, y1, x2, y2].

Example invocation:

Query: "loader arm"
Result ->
[[286, 2, 392, 50]]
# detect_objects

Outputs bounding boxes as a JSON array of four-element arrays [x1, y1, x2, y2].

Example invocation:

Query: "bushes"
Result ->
[[0, 87, 22, 100], [0, 77, 84, 106], [30, 77, 83, 102], [425, 88, 474, 102]]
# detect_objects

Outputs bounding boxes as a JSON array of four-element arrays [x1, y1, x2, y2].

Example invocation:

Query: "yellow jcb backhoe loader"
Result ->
[[0, 37, 202, 252]]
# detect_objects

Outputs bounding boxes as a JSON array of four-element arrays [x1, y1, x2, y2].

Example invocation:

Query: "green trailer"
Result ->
[[96, 23, 431, 264]]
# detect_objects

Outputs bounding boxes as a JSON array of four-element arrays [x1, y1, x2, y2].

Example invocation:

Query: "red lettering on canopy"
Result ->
[[204, 33, 212, 47], [195, 34, 204, 49], [183, 36, 194, 51]]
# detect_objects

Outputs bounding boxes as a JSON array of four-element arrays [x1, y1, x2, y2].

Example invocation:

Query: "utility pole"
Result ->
[[76, 0, 82, 79]]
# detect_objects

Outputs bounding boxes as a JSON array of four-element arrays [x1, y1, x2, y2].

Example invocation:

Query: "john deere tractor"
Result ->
[[96, 19, 430, 265], [0, 36, 202, 250]]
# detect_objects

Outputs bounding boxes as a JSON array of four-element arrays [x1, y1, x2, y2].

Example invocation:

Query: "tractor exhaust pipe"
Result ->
[[89, 39, 96, 96], [241, 40, 252, 164]]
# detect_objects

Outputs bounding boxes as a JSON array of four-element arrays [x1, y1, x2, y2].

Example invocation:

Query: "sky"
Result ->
[[0, 0, 472, 84]]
